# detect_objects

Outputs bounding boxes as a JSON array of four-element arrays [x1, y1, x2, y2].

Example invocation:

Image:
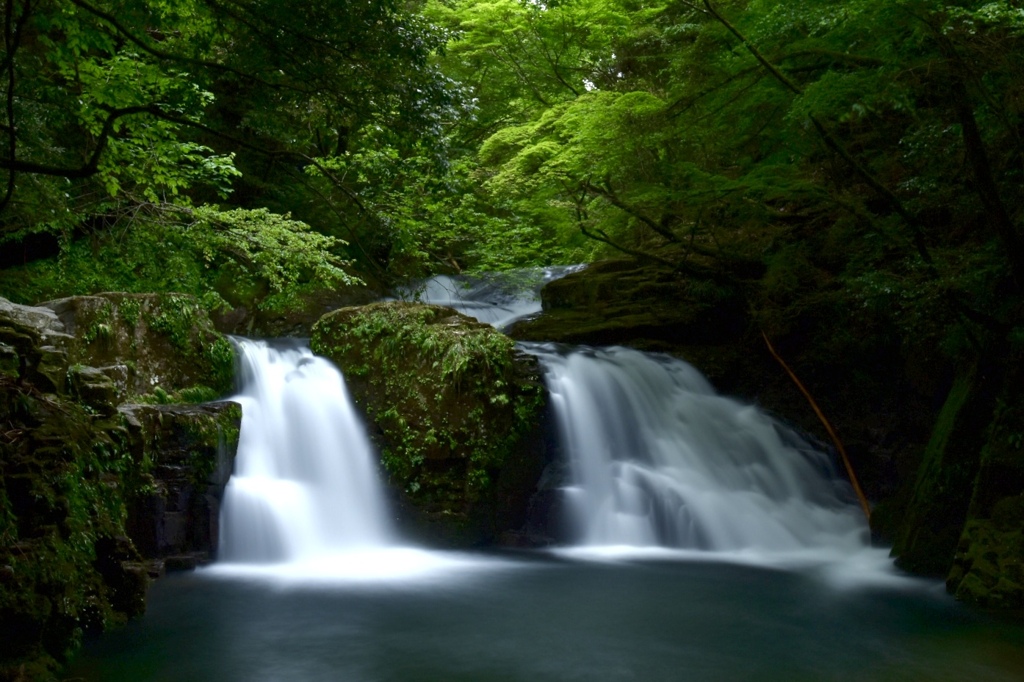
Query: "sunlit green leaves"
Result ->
[[0, 202, 360, 312]]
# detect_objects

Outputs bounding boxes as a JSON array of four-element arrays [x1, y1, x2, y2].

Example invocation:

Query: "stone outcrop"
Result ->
[[508, 259, 746, 351], [311, 302, 550, 547], [120, 402, 241, 572], [210, 284, 379, 337], [41, 292, 235, 399], [944, 358, 1024, 607], [879, 364, 993, 576], [0, 296, 240, 680]]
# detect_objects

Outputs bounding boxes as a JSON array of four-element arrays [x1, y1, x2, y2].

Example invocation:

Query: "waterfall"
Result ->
[[393, 266, 584, 329], [524, 343, 869, 554], [217, 269, 869, 571], [218, 339, 392, 563]]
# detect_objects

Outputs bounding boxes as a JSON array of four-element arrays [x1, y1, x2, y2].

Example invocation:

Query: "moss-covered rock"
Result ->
[[945, 358, 1024, 607], [0, 296, 240, 678], [210, 284, 379, 337], [0, 377, 145, 679], [120, 402, 241, 568], [311, 302, 549, 546], [41, 293, 234, 399], [882, 364, 993, 576], [508, 260, 746, 350], [0, 297, 73, 395]]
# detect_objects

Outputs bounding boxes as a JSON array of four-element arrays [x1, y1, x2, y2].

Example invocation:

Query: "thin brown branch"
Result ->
[[761, 331, 872, 522]]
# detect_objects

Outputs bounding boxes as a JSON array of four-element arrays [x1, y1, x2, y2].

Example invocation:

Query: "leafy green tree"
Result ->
[[0, 0, 468, 300], [454, 0, 1024, 354]]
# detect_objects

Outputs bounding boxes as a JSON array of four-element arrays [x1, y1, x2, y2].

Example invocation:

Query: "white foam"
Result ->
[[203, 547, 523, 588]]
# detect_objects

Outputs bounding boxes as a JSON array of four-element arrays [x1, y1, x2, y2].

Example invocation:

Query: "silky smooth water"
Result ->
[[219, 339, 392, 563], [66, 554, 1024, 682], [524, 343, 867, 554]]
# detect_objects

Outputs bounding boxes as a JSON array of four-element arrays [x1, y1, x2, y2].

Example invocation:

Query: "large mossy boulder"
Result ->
[[0, 296, 240, 679], [508, 259, 747, 351], [311, 302, 549, 546], [41, 292, 234, 399], [876, 364, 996, 576], [0, 376, 146, 681]]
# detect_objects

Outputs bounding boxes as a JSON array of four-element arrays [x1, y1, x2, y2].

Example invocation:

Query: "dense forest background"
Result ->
[[0, 0, 1020, 360]]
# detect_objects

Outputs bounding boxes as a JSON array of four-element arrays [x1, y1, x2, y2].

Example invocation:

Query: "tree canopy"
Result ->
[[2, 0, 1022, 358], [424, 0, 1023, 357], [0, 0, 467, 306]]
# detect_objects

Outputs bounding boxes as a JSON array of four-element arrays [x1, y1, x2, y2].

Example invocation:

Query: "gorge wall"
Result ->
[[0, 294, 240, 681]]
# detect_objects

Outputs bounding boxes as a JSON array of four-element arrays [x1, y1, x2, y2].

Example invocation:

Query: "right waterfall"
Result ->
[[523, 343, 870, 553]]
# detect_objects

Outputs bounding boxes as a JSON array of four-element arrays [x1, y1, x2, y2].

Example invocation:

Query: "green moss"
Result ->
[[134, 384, 224, 406], [206, 336, 235, 396], [923, 369, 975, 471], [144, 294, 199, 351], [311, 302, 545, 536], [180, 403, 241, 486], [1, 379, 150, 675], [146, 295, 235, 396], [67, 294, 236, 398], [890, 359, 1001, 577]]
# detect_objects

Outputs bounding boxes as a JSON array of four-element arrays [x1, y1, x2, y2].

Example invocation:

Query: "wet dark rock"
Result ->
[[945, 360, 1024, 607], [0, 295, 240, 677], [508, 260, 746, 350], [120, 401, 241, 561], [520, 460, 575, 546], [93, 536, 148, 619], [163, 555, 201, 572], [885, 363, 996, 577]]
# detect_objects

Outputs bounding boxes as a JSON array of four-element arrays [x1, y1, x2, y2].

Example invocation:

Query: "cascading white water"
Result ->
[[219, 339, 392, 562], [523, 343, 869, 554], [394, 266, 584, 329]]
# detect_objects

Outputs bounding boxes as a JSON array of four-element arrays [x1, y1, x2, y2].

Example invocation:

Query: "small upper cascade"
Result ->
[[523, 343, 869, 554], [219, 339, 392, 563], [392, 266, 584, 329]]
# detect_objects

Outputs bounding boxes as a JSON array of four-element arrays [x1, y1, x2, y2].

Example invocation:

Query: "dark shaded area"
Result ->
[[64, 557, 1024, 681]]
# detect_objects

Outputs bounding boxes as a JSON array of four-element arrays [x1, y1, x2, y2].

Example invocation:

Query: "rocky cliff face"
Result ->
[[944, 357, 1024, 608], [41, 292, 235, 399], [311, 302, 550, 547], [0, 295, 240, 681]]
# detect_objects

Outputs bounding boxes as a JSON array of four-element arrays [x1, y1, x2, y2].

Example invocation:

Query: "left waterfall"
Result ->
[[219, 339, 392, 562]]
